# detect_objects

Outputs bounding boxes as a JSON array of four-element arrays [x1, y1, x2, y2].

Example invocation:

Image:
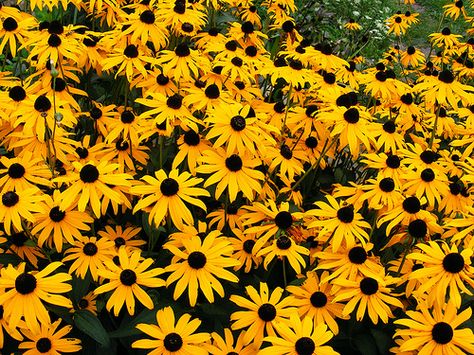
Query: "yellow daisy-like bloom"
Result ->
[[94, 247, 165, 316], [259, 313, 339, 355], [76, 291, 98, 316], [101, 42, 153, 81], [0, 262, 72, 332], [62, 236, 116, 282], [164, 232, 239, 306], [32, 189, 94, 253], [402, 167, 449, 207], [229, 228, 261, 273], [406, 241, 474, 308], [132, 306, 210, 355], [394, 301, 474, 355], [131, 168, 209, 230], [400, 46, 425, 68], [305, 195, 371, 252], [286, 271, 348, 335], [121, 8, 169, 51], [429, 27, 463, 48], [0, 188, 44, 235], [230, 282, 296, 347], [206, 328, 256, 355], [332, 274, 404, 324], [196, 148, 265, 202], [344, 19, 362, 31], [98, 225, 146, 252], [18, 319, 81, 355]]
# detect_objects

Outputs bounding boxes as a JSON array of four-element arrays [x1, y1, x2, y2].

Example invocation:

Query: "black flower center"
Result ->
[[76, 147, 89, 159], [124, 44, 139, 58], [114, 237, 126, 247], [36, 338, 52, 353], [8, 163, 25, 179], [231, 56, 243, 67], [3, 17, 18, 31], [243, 239, 255, 254], [289, 60, 303, 70], [438, 70, 454, 84], [379, 177, 395, 192], [282, 20, 295, 33], [173, 3, 185, 14], [258, 303, 276, 322], [48, 34, 62, 47], [80, 164, 99, 183], [2, 191, 19, 207], [305, 137, 318, 149], [121, 110, 135, 123], [442, 253, 464, 273], [90, 107, 102, 119], [402, 196, 421, 213], [225, 40, 238, 51], [175, 43, 190, 57], [230, 115, 246, 131], [52, 77, 66, 92], [383, 120, 396, 133], [78, 298, 89, 309], [205, 84, 220, 99], [276, 236, 292, 250], [49, 206, 66, 222], [348, 246, 367, 264], [241, 21, 254, 34], [280, 145, 293, 159], [360, 277, 378, 295], [441, 27, 451, 36], [420, 150, 439, 164], [407, 46, 416, 55], [116, 139, 129, 151], [34, 95, 52, 112], [408, 219, 427, 239], [273, 102, 286, 113], [188, 251, 207, 269], [310, 291, 327, 307], [245, 45, 257, 57], [9, 86, 26, 102], [10, 232, 28, 247], [225, 155, 243, 172], [15, 273, 37, 294], [421, 168, 435, 182], [156, 74, 170, 87], [400, 93, 413, 105], [235, 81, 245, 90], [275, 211, 293, 229], [164, 333, 183, 351], [449, 182, 461, 195], [323, 72, 336, 84], [456, 0, 463, 8], [295, 337, 316, 355], [183, 130, 200, 146], [337, 205, 354, 223], [344, 107, 359, 123], [167, 94, 183, 109], [120, 269, 137, 285], [140, 10, 155, 24], [395, 16, 402, 23], [82, 242, 98, 256], [48, 20, 63, 34], [432, 322, 453, 344], [160, 178, 179, 196], [386, 154, 401, 168]]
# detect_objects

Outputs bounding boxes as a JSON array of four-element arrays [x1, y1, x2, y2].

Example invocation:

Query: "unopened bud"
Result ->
[[54, 112, 63, 122]]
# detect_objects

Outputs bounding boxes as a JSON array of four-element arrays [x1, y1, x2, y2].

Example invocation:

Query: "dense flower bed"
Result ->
[[0, 0, 473, 354]]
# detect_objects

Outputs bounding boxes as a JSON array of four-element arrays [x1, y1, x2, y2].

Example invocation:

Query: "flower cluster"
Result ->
[[0, 0, 473, 354]]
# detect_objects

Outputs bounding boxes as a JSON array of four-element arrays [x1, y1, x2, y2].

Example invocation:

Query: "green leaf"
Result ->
[[353, 331, 378, 355], [370, 328, 393, 354], [74, 310, 111, 347], [0, 253, 22, 266], [108, 308, 156, 338], [71, 273, 91, 303]]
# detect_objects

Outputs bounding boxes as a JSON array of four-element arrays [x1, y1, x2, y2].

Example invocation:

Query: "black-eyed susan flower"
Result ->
[[0, 304, 23, 348], [101, 42, 153, 81], [0, 188, 44, 234], [131, 169, 209, 230], [94, 247, 165, 316], [230, 282, 296, 346], [5, 230, 44, 268], [18, 319, 81, 354], [76, 291, 98, 316], [98, 225, 146, 252], [205, 328, 256, 355], [394, 301, 474, 354], [0, 262, 72, 332], [229, 228, 261, 273], [164, 232, 239, 306], [132, 306, 210, 355]]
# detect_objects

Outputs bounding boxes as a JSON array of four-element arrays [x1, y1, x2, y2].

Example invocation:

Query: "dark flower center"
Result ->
[[276, 236, 292, 250], [383, 120, 396, 133], [323, 72, 336, 84], [164, 333, 183, 351], [449, 182, 461, 195], [120, 269, 137, 286], [438, 70, 454, 84], [305, 137, 318, 149], [258, 303, 276, 322], [140, 10, 155, 24], [245, 45, 257, 57], [402, 196, 421, 213], [376, 63, 385, 71], [36, 338, 52, 353], [305, 105, 318, 117], [156, 74, 169, 85], [241, 21, 254, 34], [282, 20, 295, 33], [243, 239, 255, 254], [205, 84, 220, 99], [83, 37, 97, 47], [420, 168, 435, 182], [52, 77, 66, 92], [375, 71, 387, 82], [183, 130, 200, 146], [115, 139, 129, 151], [49, 206, 66, 222], [2, 191, 19, 207], [407, 46, 416, 55], [231, 56, 243, 67], [289, 60, 303, 70], [76, 147, 89, 159], [48, 20, 63, 34], [167, 94, 183, 109], [8, 163, 25, 179], [379, 177, 395, 192], [420, 150, 439, 164], [225, 40, 238, 51], [121, 110, 135, 123], [432, 322, 453, 344], [441, 27, 451, 36], [225, 155, 243, 172], [188, 251, 207, 269], [160, 178, 179, 196], [175, 43, 190, 57], [295, 337, 316, 355], [456, 0, 463, 7], [280, 145, 293, 160], [348, 246, 367, 264], [386, 154, 401, 168], [48, 34, 62, 47], [173, 3, 185, 14], [83, 242, 98, 256], [360, 277, 378, 295], [235, 81, 245, 90], [9, 86, 26, 102], [400, 93, 413, 105], [395, 16, 402, 23], [310, 291, 327, 307], [275, 211, 293, 229], [15, 273, 37, 294], [442, 253, 464, 273], [90, 107, 102, 119], [230, 115, 246, 131], [344, 107, 359, 123], [337, 205, 354, 223], [78, 298, 89, 309], [114, 237, 126, 247], [3, 17, 18, 31], [408, 219, 427, 239], [124, 44, 139, 58], [273, 101, 286, 113], [34, 95, 52, 112], [80, 164, 99, 183]]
